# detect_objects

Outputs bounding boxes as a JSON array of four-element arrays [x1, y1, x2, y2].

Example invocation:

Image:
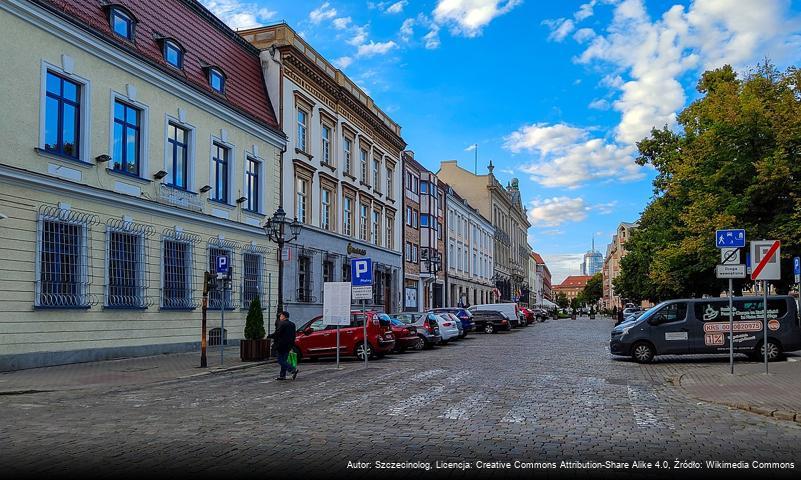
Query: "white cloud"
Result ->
[[309, 2, 337, 24], [541, 253, 586, 285], [541, 229, 565, 236], [593, 201, 618, 214], [588, 98, 610, 110], [386, 1, 408, 14], [357, 40, 398, 57], [544, 18, 575, 42], [528, 197, 590, 227], [400, 18, 415, 42], [433, 0, 522, 38], [333, 17, 352, 30], [573, 27, 596, 43], [521, 0, 801, 189], [333, 56, 353, 69], [423, 26, 441, 49], [201, 0, 276, 29], [505, 123, 642, 188], [346, 25, 369, 46], [465, 144, 477, 152]]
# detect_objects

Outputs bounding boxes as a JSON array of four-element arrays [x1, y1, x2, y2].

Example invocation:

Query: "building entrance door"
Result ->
[[433, 283, 443, 308]]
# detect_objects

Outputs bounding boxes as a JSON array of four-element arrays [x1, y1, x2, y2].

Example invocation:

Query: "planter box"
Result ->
[[240, 339, 270, 362], [570, 314, 577, 320]]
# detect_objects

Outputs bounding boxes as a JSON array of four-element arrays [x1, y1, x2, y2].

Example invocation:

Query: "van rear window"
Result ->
[[694, 299, 787, 321]]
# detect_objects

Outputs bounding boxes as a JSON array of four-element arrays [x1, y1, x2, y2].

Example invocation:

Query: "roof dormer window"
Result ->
[[109, 6, 134, 40], [209, 68, 225, 94], [163, 40, 183, 69]]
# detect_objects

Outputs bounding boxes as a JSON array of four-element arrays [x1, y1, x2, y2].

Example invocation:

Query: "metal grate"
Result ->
[[163, 239, 193, 308], [105, 218, 153, 308], [38, 219, 87, 307], [242, 252, 262, 308]]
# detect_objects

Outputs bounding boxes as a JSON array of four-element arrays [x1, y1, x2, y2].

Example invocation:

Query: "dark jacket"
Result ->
[[270, 320, 296, 353]]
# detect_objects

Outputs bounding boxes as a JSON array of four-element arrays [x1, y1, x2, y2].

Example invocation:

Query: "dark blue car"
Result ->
[[432, 308, 474, 338]]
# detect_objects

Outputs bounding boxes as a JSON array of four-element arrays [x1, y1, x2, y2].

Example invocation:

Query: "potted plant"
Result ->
[[240, 297, 269, 361]]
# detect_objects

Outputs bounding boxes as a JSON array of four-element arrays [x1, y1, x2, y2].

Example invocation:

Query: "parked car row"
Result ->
[[290, 303, 541, 363]]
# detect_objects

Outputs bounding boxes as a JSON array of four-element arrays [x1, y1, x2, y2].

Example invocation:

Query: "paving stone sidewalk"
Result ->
[[672, 357, 801, 423], [0, 346, 272, 394]]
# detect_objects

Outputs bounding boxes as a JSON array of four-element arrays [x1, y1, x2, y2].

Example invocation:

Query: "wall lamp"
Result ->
[[153, 170, 168, 180], [199, 185, 212, 194], [235, 196, 247, 204], [95, 154, 111, 163]]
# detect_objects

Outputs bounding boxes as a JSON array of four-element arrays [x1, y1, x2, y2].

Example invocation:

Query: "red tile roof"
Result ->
[[557, 275, 593, 288], [531, 252, 546, 265], [37, 0, 280, 132]]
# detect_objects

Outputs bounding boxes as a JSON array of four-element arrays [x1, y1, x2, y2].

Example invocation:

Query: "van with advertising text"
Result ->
[[610, 296, 801, 363]]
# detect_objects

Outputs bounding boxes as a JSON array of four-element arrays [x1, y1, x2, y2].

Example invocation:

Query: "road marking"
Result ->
[[439, 392, 489, 420], [627, 385, 675, 430], [388, 385, 446, 416], [501, 390, 541, 425]]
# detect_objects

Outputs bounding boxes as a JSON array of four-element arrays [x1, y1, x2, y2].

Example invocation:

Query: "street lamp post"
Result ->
[[263, 207, 301, 323]]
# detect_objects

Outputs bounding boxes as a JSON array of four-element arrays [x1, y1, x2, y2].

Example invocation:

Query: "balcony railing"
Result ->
[[159, 184, 203, 212]]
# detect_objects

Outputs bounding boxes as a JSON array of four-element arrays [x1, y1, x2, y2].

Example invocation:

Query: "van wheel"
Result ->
[[632, 342, 655, 363], [355, 342, 373, 361], [484, 324, 496, 334], [758, 340, 782, 362]]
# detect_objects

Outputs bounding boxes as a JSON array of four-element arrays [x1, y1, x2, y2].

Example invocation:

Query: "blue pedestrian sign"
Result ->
[[350, 258, 373, 286], [216, 255, 230, 274], [715, 229, 745, 248]]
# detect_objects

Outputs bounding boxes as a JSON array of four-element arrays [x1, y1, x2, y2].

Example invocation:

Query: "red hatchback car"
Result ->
[[293, 310, 395, 361]]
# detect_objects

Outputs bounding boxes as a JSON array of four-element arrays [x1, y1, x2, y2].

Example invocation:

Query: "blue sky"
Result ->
[[204, 0, 801, 283]]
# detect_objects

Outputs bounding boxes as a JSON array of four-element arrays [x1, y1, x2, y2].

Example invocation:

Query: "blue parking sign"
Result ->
[[216, 255, 229, 274], [794, 257, 800, 276], [350, 258, 372, 286]]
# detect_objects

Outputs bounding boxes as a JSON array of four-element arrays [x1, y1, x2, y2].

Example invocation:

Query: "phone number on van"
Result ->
[[703, 321, 763, 333]]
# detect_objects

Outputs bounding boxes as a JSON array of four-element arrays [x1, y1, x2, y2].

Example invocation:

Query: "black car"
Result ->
[[392, 312, 442, 349], [470, 310, 510, 334]]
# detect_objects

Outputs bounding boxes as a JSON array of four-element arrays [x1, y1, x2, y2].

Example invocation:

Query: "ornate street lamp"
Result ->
[[263, 206, 301, 321]]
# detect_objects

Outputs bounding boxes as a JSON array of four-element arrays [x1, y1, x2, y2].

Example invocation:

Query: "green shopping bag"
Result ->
[[287, 350, 298, 369]]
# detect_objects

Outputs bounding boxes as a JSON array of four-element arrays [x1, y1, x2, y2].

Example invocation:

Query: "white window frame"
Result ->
[[243, 149, 265, 214], [108, 90, 150, 179], [209, 135, 235, 205], [163, 114, 196, 191], [39, 60, 93, 164]]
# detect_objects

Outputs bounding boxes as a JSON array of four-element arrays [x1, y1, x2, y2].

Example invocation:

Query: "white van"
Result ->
[[469, 303, 522, 328]]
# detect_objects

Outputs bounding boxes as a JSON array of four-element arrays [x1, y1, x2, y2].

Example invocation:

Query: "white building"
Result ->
[[444, 187, 494, 307]]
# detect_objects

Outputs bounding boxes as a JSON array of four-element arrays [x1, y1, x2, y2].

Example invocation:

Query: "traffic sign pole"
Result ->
[[362, 300, 368, 368], [763, 280, 769, 374], [728, 278, 734, 375]]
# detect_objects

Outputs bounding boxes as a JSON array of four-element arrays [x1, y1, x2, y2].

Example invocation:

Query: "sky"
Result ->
[[202, 0, 801, 283]]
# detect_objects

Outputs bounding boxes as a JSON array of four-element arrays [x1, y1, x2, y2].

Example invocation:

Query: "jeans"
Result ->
[[276, 350, 295, 378]]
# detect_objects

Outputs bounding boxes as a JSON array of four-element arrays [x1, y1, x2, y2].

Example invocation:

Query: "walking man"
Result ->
[[269, 310, 298, 380]]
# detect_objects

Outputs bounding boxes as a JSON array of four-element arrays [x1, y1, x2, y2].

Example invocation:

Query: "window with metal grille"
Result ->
[[107, 230, 145, 308], [242, 253, 262, 308], [38, 219, 88, 307], [208, 247, 233, 309], [162, 239, 192, 308]]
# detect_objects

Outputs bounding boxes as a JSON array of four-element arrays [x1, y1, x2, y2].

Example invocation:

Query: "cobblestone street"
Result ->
[[2, 317, 800, 478]]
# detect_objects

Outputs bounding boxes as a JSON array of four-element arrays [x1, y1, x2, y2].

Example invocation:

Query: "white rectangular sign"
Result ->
[[352, 285, 373, 300], [716, 264, 746, 279], [721, 248, 740, 265], [750, 240, 781, 281], [323, 282, 352, 326]]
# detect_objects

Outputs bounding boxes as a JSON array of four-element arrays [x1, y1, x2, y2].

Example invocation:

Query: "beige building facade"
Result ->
[[602, 222, 638, 310], [437, 161, 530, 303], [0, 0, 285, 370]]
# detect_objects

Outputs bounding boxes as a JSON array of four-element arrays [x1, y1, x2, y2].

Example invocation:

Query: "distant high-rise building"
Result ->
[[580, 237, 604, 276]]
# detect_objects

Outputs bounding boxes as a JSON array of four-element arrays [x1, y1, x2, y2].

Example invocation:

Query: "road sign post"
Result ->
[[715, 230, 746, 375], [351, 258, 373, 368], [750, 240, 781, 374], [216, 255, 231, 366], [323, 282, 351, 369]]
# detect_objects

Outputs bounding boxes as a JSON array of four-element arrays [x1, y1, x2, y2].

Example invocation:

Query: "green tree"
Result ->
[[555, 292, 569, 309], [619, 62, 801, 301], [244, 297, 265, 340], [582, 273, 603, 306]]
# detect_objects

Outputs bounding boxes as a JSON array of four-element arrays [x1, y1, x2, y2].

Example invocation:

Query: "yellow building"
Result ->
[[0, 0, 286, 370]]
